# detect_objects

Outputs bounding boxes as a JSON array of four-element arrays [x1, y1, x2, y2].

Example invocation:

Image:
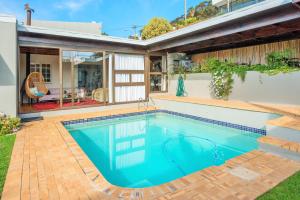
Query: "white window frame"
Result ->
[[30, 63, 51, 83]]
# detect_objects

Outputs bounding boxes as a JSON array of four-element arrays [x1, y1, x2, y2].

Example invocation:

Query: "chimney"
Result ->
[[24, 3, 33, 26]]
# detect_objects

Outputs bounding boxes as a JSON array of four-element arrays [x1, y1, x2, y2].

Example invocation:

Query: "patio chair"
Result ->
[[92, 88, 108, 102], [25, 72, 49, 102]]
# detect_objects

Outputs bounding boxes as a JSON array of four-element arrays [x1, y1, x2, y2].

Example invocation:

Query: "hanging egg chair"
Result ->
[[25, 72, 48, 100]]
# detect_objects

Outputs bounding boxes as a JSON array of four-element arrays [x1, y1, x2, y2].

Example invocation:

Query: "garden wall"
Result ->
[[168, 72, 300, 106]]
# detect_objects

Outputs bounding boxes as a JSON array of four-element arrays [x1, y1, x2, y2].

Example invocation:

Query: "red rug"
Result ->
[[32, 99, 100, 111]]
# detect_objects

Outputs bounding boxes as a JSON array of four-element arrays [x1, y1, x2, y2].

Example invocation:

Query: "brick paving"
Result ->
[[2, 105, 300, 200]]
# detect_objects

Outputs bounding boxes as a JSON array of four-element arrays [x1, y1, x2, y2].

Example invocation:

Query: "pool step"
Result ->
[[259, 136, 300, 161], [266, 120, 300, 143]]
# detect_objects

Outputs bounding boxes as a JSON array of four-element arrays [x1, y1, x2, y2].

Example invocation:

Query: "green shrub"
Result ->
[[191, 65, 203, 73], [175, 17, 199, 29], [0, 117, 21, 136], [266, 49, 294, 68]]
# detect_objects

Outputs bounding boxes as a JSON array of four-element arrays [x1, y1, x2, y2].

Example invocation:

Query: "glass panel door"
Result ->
[[74, 52, 104, 107], [62, 54, 73, 108], [62, 51, 107, 108]]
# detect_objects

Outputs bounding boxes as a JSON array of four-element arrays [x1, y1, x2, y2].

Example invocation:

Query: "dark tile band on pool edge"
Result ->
[[62, 109, 266, 135]]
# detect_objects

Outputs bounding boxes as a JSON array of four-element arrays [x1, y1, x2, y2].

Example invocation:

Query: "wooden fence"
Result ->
[[192, 39, 300, 65]]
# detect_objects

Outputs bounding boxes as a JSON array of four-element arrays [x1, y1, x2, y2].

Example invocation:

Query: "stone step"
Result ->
[[259, 136, 300, 161]]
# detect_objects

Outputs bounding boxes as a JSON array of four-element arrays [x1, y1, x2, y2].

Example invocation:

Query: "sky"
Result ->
[[0, 0, 202, 38]]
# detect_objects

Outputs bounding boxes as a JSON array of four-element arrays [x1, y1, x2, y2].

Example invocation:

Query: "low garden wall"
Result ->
[[168, 71, 300, 106]]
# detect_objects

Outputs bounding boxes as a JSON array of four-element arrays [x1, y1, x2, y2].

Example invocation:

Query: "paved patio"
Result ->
[[2, 101, 300, 200]]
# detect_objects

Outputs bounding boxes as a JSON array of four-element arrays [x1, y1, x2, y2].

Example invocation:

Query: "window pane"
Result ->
[[150, 56, 162, 72], [150, 75, 162, 92], [39, 64, 51, 83], [30, 64, 36, 73], [36, 64, 40, 72]]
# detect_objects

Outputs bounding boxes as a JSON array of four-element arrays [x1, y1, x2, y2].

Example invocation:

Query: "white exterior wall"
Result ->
[[168, 72, 300, 106], [0, 16, 17, 116]]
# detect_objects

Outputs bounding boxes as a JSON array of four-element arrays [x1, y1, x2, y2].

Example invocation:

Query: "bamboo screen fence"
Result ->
[[192, 39, 300, 65]]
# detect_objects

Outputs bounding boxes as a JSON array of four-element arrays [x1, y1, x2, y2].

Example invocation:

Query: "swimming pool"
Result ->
[[64, 111, 262, 188]]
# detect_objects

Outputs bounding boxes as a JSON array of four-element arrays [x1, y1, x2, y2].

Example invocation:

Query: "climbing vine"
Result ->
[[203, 59, 246, 100]]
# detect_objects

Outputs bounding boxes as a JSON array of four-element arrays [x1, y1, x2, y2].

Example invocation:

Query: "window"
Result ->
[[30, 63, 51, 83], [42, 64, 51, 83], [150, 56, 167, 93]]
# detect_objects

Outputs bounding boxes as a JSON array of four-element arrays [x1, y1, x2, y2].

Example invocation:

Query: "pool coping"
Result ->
[[55, 108, 273, 199], [62, 109, 266, 135]]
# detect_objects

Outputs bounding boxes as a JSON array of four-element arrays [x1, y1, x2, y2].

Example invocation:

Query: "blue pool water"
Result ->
[[65, 112, 261, 188]]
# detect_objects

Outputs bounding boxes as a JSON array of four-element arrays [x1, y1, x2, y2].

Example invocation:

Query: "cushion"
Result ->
[[30, 87, 38, 95], [35, 92, 45, 97], [30, 87, 45, 97]]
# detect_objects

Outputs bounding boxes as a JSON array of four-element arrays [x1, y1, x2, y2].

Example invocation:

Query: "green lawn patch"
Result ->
[[0, 134, 16, 198], [257, 171, 300, 200]]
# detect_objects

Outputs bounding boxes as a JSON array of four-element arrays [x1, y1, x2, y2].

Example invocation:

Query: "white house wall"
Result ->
[[168, 72, 300, 106], [0, 16, 17, 116]]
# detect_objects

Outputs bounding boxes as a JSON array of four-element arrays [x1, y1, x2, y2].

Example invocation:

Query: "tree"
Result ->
[[171, 0, 219, 30], [141, 17, 173, 40], [195, 0, 218, 20], [187, 7, 195, 18]]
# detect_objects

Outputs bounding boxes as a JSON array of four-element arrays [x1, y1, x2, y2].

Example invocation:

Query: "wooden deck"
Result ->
[[2, 105, 300, 200], [19, 102, 105, 114]]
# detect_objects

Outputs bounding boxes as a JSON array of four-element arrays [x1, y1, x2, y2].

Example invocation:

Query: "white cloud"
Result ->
[[55, 0, 95, 12]]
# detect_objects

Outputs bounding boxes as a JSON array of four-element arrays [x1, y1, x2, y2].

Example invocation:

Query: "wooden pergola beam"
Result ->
[[20, 46, 59, 55], [185, 30, 300, 54], [168, 19, 300, 54]]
